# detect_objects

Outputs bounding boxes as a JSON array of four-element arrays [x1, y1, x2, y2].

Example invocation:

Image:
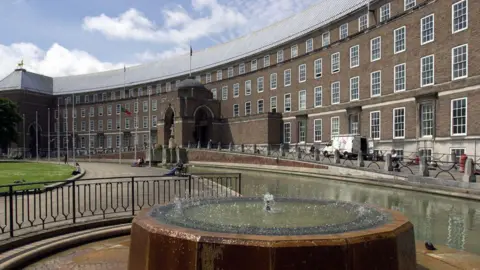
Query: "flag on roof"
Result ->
[[121, 106, 131, 116], [190, 46, 192, 56], [124, 65, 126, 72]]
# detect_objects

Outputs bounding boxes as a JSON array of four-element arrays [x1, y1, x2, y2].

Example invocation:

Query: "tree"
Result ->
[[0, 98, 22, 149]]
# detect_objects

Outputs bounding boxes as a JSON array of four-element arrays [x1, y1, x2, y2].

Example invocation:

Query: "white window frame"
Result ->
[[298, 64, 307, 83], [291, 45, 298, 58], [233, 83, 240, 98], [371, 70, 382, 97], [350, 45, 359, 68], [451, 97, 467, 136], [331, 81, 340, 105], [245, 80, 252, 96], [277, 50, 284, 63], [233, 104, 239, 117], [298, 90, 307, 110], [380, 3, 390, 22], [244, 101, 251, 116], [451, 44, 468, 80], [211, 88, 217, 99], [284, 69, 291, 86], [270, 96, 277, 112], [358, 14, 368, 31], [420, 103, 434, 138], [284, 93, 291, 112], [264, 55, 270, 67], [370, 37, 381, 62], [339, 23, 348, 39], [404, 0, 416, 11], [270, 73, 278, 90], [283, 122, 291, 143], [393, 107, 406, 139], [257, 99, 264, 114], [331, 117, 340, 139], [306, 38, 314, 53], [257, 77, 264, 93], [350, 76, 360, 101], [239, 63, 245, 74], [322, 32, 330, 47], [222, 86, 228, 100], [331, 52, 340, 73], [452, 0, 468, 34], [394, 63, 406, 92], [227, 67, 234, 78], [251, 59, 257, 71], [421, 14, 435, 45], [314, 58, 322, 79], [394, 26, 406, 54], [314, 86, 322, 108], [420, 54, 435, 87], [313, 119, 322, 142], [370, 111, 381, 140], [216, 70, 222, 81]]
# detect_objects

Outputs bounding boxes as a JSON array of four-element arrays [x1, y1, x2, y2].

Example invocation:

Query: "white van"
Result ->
[[321, 135, 373, 159]]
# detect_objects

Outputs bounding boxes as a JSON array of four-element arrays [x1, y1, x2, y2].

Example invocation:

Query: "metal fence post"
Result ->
[[188, 175, 192, 198], [72, 180, 76, 224], [9, 186, 14, 237], [238, 173, 242, 195], [131, 177, 135, 216]]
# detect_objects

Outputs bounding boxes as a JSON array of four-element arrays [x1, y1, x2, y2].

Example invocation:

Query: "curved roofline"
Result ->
[[5, 0, 370, 95]]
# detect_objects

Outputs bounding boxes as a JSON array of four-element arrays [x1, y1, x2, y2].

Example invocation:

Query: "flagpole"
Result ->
[[134, 98, 138, 161], [48, 108, 50, 161], [148, 88, 152, 168], [72, 94, 76, 165], [120, 65, 126, 164], [65, 99, 69, 165], [189, 42, 192, 77], [57, 101, 60, 163], [88, 112, 91, 162], [35, 111, 39, 162], [22, 114, 25, 159]]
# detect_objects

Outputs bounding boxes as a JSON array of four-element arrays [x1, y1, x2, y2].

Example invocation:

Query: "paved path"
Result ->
[[0, 162, 233, 242]]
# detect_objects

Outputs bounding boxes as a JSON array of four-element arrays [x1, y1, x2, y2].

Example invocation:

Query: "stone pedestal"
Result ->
[[314, 148, 320, 161], [418, 156, 429, 177], [162, 146, 167, 165], [334, 150, 340, 164], [357, 151, 365, 167], [385, 153, 393, 171], [463, 158, 476, 183]]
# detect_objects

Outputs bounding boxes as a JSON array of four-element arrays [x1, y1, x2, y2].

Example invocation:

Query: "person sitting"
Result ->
[[309, 145, 315, 154], [391, 149, 400, 172], [72, 163, 81, 175]]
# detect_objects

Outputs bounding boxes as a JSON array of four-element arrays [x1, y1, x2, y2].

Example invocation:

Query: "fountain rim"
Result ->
[[132, 197, 412, 245]]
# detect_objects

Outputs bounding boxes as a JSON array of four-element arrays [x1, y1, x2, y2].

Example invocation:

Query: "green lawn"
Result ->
[[0, 162, 74, 191]]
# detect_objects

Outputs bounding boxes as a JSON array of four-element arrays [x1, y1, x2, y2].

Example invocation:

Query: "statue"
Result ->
[[168, 135, 176, 149], [17, 59, 24, 69]]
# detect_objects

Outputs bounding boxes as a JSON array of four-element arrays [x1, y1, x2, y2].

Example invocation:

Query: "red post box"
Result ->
[[459, 154, 468, 173]]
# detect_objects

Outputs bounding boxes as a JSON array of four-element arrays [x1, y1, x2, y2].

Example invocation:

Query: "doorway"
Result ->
[[194, 107, 211, 147], [164, 107, 175, 146]]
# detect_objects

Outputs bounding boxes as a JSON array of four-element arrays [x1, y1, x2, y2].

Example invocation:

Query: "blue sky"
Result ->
[[0, 0, 318, 78]]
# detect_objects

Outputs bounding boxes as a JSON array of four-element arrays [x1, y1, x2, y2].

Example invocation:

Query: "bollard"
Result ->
[[197, 141, 201, 149], [207, 140, 212, 149], [314, 148, 320, 161], [229, 142, 233, 151], [357, 151, 365, 167], [253, 144, 257, 154], [162, 145, 167, 165], [334, 150, 340, 164], [280, 143, 285, 157], [296, 146, 302, 160], [217, 143, 222, 151], [385, 153, 393, 171], [241, 144, 245, 153], [462, 158, 476, 183], [419, 156, 429, 177]]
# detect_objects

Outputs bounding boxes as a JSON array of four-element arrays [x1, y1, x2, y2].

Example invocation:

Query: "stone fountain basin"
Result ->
[[128, 199, 416, 270]]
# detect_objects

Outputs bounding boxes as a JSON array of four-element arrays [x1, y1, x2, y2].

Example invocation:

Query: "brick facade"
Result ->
[[1, 0, 478, 158]]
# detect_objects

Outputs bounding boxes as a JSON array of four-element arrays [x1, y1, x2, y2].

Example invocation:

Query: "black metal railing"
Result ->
[[0, 173, 241, 241]]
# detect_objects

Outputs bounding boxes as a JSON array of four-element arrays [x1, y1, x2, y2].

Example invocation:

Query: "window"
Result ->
[[269, 96, 278, 113], [350, 45, 359, 68], [291, 45, 298, 58], [298, 121, 306, 143], [298, 90, 306, 110], [371, 71, 382, 97], [156, 84, 161, 94], [111, 91, 116, 100], [75, 96, 80, 104], [331, 117, 339, 138], [211, 88, 217, 99], [81, 121, 86, 131], [298, 64, 306, 82], [451, 98, 467, 135], [107, 105, 112, 115], [394, 27, 406, 53], [116, 104, 121, 115], [349, 114, 359, 134], [228, 67, 234, 78], [394, 64, 406, 92], [107, 119, 112, 130], [277, 50, 284, 63], [306, 39, 313, 53], [311, 59, 322, 80], [314, 86, 322, 107], [339, 23, 348, 39], [450, 148, 466, 163], [257, 100, 264, 114], [314, 119, 322, 142], [245, 101, 251, 116], [350, 76, 359, 101], [206, 73, 212, 83], [370, 111, 380, 139], [322, 32, 330, 47], [270, 73, 277, 89], [166, 82, 171, 92], [245, 80, 252, 96], [405, 0, 416, 10], [264, 55, 270, 67], [98, 106, 103, 116], [81, 108, 86, 118], [116, 118, 120, 130], [421, 55, 434, 87], [370, 37, 381, 61], [283, 123, 291, 143], [89, 107, 94, 117], [222, 86, 228, 100], [420, 103, 434, 137], [239, 63, 245, 74], [143, 116, 148, 128], [331, 52, 340, 73], [129, 89, 134, 98], [393, 108, 405, 139], [421, 14, 434, 45], [216, 70, 222, 81], [116, 135, 120, 148], [152, 100, 157, 111], [452, 44, 468, 80], [126, 118, 132, 130], [331, 82, 340, 104], [284, 94, 291, 112], [143, 100, 148, 112], [84, 95, 89, 103], [233, 83, 240, 98], [358, 14, 368, 31], [98, 120, 103, 131], [257, 77, 264, 92], [251, 59, 257, 71], [284, 69, 291, 86], [138, 87, 144, 96], [134, 102, 138, 113], [452, 0, 468, 33]]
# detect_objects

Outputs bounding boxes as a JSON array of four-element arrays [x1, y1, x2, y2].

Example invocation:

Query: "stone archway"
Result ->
[[164, 107, 175, 146], [193, 106, 213, 147]]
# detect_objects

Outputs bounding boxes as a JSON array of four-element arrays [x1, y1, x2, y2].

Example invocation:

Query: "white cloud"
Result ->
[[0, 42, 127, 79], [135, 47, 188, 62]]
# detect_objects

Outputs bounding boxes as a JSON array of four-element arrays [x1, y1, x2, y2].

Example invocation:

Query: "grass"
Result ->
[[0, 162, 74, 192]]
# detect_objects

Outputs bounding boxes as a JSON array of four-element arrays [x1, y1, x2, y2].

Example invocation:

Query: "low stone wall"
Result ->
[[187, 149, 328, 169]]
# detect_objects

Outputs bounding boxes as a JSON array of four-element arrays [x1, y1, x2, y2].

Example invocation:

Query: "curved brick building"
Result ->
[[0, 0, 476, 159]]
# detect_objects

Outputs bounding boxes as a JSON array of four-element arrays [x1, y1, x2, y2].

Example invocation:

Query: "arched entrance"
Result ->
[[194, 106, 213, 147], [164, 107, 175, 146], [28, 123, 40, 158]]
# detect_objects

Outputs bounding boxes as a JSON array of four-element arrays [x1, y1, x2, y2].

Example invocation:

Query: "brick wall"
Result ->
[[187, 149, 328, 169]]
